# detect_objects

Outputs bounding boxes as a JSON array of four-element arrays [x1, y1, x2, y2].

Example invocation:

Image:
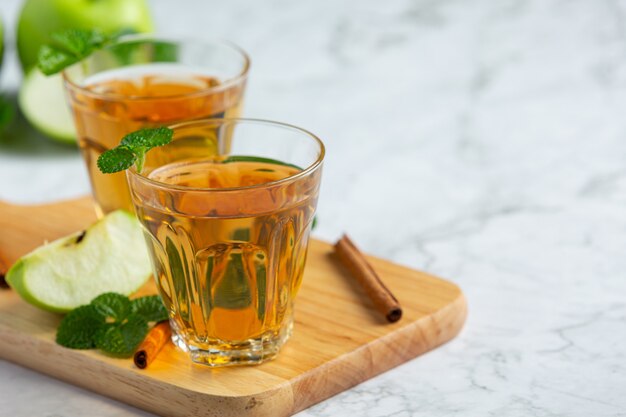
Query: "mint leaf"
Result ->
[[97, 146, 137, 173], [152, 42, 179, 63], [50, 29, 107, 56], [38, 44, 83, 75], [97, 127, 173, 174], [95, 314, 148, 357], [131, 295, 168, 323], [56, 305, 105, 349], [121, 127, 174, 149], [38, 29, 115, 75], [91, 293, 131, 321]]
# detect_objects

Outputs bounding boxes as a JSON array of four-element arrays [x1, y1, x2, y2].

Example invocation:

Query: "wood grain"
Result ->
[[0, 197, 467, 417]]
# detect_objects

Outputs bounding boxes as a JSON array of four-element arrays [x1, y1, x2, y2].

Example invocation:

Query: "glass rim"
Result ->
[[62, 34, 250, 101], [127, 118, 325, 193]]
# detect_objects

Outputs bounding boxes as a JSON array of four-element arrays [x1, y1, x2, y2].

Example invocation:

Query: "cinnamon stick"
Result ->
[[0, 252, 9, 289], [134, 321, 172, 369], [334, 234, 402, 323]]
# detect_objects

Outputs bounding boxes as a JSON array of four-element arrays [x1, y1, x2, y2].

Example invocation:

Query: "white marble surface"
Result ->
[[2, 0, 626, 415]]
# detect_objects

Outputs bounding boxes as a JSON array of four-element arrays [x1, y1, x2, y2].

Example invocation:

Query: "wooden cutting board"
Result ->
[[0, 197, 467, 417]]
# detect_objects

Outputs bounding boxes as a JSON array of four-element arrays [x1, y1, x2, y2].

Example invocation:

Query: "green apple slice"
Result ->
[[6, 211, 152, 313], [18, 69, 76, 144]]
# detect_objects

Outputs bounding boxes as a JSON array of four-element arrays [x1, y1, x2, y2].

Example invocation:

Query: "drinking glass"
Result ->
[[126, 118, 324, 366], [63, 36, 250, 216]]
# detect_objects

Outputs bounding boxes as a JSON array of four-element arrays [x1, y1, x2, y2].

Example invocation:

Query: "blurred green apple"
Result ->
[[16, 0, 153, 143], [19, 70, 75, 142], [17, 0, 154, 71]]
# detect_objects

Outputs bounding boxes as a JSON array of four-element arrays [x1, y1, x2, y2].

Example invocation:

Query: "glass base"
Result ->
[[171, 317, 293, 367]]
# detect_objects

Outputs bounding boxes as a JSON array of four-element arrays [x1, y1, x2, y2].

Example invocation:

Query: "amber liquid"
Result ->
[[67, 64, 245, 216], [131, 158, 318, 364]]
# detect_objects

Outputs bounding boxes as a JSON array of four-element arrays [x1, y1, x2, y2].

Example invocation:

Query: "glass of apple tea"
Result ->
[[63, 36, 249, 216], [126, 118, 324, 366]]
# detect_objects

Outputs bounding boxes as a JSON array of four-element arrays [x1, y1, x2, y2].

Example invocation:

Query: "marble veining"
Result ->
[[1, 0, 626, 415]]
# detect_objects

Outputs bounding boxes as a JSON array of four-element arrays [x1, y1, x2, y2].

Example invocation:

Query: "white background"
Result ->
[[1, 0, 626, 416]]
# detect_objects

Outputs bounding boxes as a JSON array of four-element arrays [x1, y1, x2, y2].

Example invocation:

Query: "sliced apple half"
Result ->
[[6, 210, 152, 313], [18, 69, 76, 144]]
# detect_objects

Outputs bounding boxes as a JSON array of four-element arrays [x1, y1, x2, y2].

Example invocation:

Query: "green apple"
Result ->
[[17, 0, 154, 71], [6, 210, 153, 313], [16, 0, 153, 143]]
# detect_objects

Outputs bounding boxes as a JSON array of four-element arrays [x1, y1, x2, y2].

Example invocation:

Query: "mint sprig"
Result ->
[[56, 292, 169, 358], [97, 127, 174, 174], [38, 29, 117, 75]]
